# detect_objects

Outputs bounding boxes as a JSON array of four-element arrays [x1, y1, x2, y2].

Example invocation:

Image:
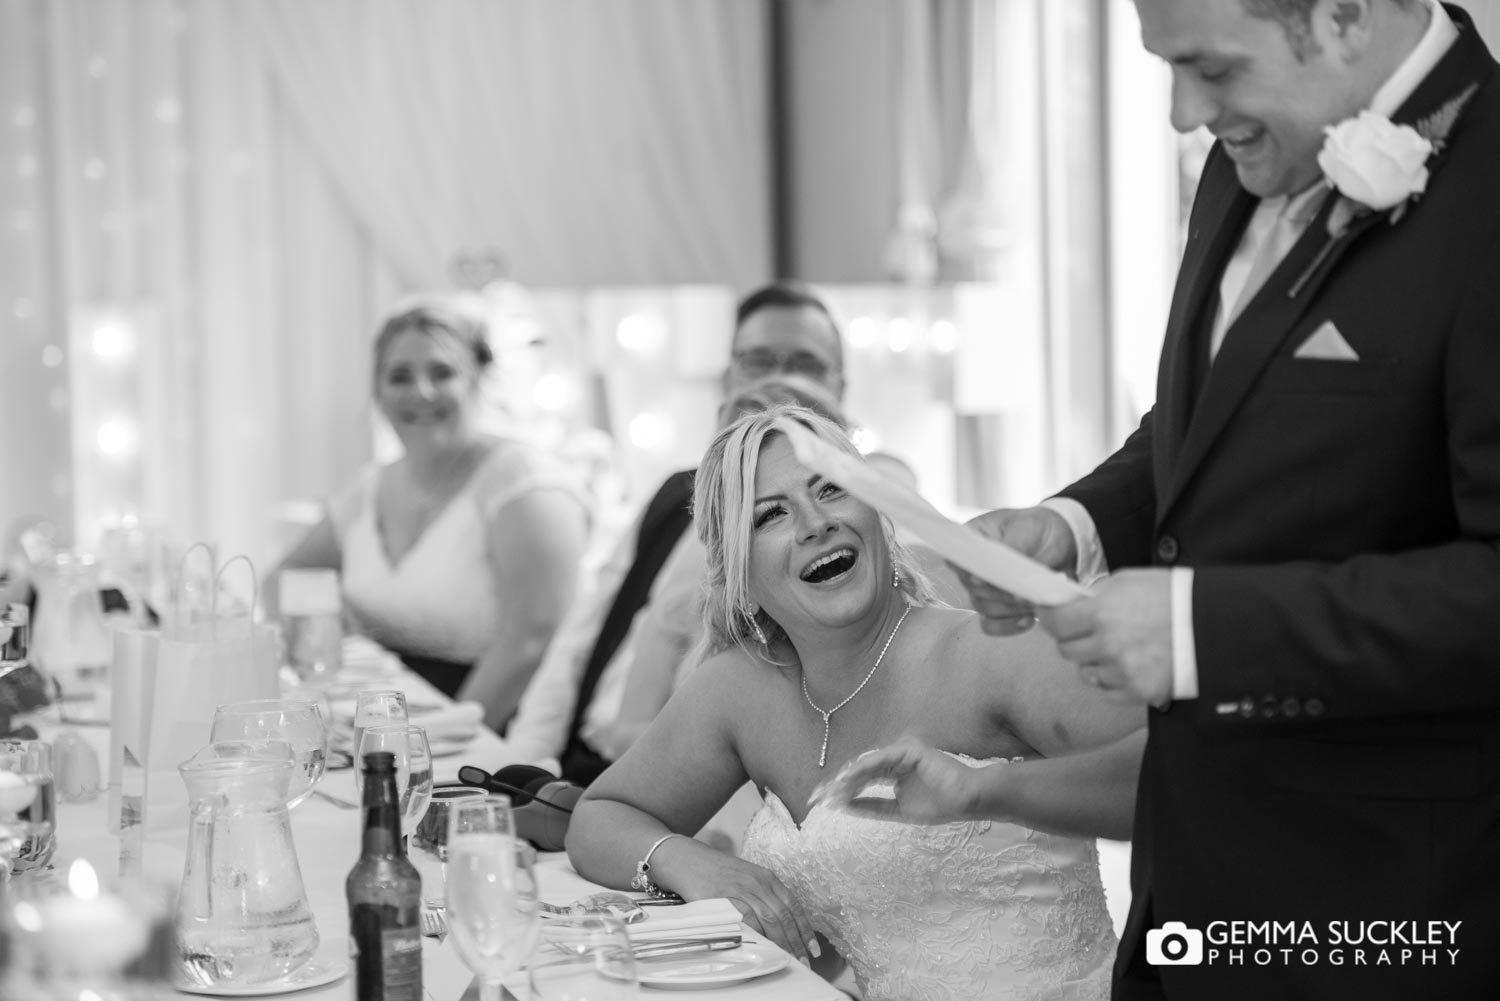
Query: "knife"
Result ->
[[631, 936, 743, 960]]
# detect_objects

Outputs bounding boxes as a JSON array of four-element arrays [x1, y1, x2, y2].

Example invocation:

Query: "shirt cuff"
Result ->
[[1170, 567, 1199, 701], [1038, 497, 1109, 584]]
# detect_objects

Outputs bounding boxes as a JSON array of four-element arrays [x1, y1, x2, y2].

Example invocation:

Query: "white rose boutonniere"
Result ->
[[1288, 84, 1480, 299], [1317, 110, 1432, 213]]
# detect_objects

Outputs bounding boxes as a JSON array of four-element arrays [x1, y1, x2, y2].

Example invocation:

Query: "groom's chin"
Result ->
[[1232, 158, 1321, 201]]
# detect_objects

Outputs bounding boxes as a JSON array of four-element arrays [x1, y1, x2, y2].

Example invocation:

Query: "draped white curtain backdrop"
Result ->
[[239, 0, 770, 290], [0, 0, 770, 569]]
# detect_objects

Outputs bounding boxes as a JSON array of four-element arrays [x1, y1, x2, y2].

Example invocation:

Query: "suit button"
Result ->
[[1304, 698, 1326, 717], [1281, 697, 1301, 718], [1260, 695, 1279, 718], [1238, 697, 1256, 718], [1156, 536, 1180, 564]]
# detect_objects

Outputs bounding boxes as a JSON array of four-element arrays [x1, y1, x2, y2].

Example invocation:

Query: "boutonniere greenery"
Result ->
[[1289, 82, 1479, 297]]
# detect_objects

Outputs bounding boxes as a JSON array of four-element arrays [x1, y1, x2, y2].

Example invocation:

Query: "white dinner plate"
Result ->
[[620, 942, 788, 990], [176, 957, 348, 996]]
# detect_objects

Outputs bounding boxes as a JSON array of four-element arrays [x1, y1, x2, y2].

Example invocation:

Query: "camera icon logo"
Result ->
[[1146, 922, 1204, 966]]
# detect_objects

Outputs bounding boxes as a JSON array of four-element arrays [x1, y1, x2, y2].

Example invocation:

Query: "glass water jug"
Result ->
[[175, 743, 319, 988], [30, 550, 112, 696]]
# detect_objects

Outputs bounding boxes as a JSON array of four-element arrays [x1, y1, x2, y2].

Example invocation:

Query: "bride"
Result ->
[[567, 405, 1144, 1000]]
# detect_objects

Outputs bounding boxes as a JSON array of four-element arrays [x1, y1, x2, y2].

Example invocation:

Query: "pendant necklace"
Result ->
[[801, 603, 912, 768]]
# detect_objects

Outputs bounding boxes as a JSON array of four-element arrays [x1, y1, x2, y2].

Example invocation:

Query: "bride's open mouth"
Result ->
[[800, 547, 858, 585]]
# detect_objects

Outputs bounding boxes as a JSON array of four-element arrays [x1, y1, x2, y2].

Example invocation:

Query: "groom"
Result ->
[[958, 0, 1500, 998]]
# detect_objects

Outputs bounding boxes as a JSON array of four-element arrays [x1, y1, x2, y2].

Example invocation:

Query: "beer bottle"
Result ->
[[346, 751, 422, 1000]]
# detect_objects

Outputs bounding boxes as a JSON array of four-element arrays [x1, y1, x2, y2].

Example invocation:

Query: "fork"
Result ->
[[419, 905, 448, 940]]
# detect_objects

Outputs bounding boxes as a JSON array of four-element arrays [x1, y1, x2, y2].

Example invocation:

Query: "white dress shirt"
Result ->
[[500, 497, 695, 765]]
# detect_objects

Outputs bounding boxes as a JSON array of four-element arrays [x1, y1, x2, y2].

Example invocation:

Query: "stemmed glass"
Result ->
[[446, 796, 542, 1001], [210, 699, 329, 808], [529, 913, 639, 1000], [0, 740, 54, 884], [350, 689, 407, 781], [356, 724, 432, 835]]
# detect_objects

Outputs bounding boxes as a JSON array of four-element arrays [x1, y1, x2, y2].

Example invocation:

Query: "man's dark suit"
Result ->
[[558, 469, 696, 785], [1060, 9, 1500, 998]]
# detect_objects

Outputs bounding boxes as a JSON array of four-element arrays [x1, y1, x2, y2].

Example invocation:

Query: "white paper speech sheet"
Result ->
[[776, 418, 1085, 607]]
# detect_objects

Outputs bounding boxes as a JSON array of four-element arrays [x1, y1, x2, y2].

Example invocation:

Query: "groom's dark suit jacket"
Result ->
[[1059, 9, 1500, 999]]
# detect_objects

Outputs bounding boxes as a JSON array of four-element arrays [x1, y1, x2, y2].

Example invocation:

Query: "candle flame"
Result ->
[[68, 858, 100, 900]]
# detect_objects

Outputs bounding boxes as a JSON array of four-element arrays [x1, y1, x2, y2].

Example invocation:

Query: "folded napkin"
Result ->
[[625, 898, 744, 943], [411, 700, 483, 741], [340, 635, 402, 676]]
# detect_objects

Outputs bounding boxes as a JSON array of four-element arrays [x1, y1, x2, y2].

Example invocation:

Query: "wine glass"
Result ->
[[0, 603, 29, 680], [210, 699, 329, 808], [356, 724, 432, 835], [446, 797, 541, 1001], [529, 913, 639, 1000], [411, 785, 487, 909], [0, 740, 54, 883], [351, 689, 407, 791]]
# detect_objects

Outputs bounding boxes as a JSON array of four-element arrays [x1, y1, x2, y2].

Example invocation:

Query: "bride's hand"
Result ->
[[655, 839, 820, 965], [812, 736, 984, 825]]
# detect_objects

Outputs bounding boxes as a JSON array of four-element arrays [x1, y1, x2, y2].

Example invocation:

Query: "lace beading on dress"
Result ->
[[741, 755, 1116, 1001]]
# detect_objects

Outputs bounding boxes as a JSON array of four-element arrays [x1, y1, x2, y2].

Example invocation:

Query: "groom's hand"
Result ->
[[959, 507, 1078, 635], [1040, 569, 1173, 706], [811, 737, 990, 826]]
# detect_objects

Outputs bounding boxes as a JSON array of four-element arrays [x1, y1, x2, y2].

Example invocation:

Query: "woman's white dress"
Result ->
[[741, 756, 1117, 1001], [329, 441, 582, 665]]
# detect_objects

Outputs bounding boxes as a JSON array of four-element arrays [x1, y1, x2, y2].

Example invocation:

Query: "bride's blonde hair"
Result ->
[[691, 403, 938, 667]]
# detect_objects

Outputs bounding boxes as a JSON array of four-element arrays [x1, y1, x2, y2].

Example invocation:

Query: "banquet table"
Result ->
[[31, 662, 847, 1001]]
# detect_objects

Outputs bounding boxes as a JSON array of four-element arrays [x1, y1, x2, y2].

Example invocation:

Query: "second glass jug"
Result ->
[[30, 550, 112, 698]]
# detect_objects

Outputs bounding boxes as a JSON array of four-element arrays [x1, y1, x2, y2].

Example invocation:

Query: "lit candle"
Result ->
[[20, 860, 151, 973]]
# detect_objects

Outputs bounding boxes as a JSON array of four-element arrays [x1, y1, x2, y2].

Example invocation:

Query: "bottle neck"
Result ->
[[360, 769, 403, 856]]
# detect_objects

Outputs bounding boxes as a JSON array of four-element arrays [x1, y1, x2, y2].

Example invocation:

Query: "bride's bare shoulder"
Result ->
[[937, 607, 1066, 666], [682, 643, 792, 700]]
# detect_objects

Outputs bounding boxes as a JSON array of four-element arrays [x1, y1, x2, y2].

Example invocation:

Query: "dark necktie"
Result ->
[[560, 469, 696, 784]]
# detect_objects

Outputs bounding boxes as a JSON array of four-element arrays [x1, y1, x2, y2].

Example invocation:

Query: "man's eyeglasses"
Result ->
[[732, 348, 832, 380]]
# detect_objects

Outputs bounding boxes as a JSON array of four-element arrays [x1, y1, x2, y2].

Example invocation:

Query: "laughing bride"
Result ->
[[567, 404, 1144, 1000]]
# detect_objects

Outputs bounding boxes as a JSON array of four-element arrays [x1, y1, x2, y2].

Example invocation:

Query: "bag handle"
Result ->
[[170, 542, 217, 639], [209, 556, 258, 669]]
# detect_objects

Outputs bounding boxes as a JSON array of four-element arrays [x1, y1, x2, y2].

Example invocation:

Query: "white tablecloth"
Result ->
[[37, 668, 845, 1001]]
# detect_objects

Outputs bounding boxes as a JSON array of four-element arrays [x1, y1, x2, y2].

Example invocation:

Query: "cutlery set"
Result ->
[[420, 895, 736, 960], [629, 936, 743, 960]]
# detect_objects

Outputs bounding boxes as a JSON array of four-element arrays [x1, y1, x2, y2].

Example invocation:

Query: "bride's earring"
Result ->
[[747, 606, 769, 646], [892, 563, 902, 589]]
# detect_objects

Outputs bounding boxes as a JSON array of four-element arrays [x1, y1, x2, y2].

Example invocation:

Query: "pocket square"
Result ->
[[1294, 321, 1360, 361]]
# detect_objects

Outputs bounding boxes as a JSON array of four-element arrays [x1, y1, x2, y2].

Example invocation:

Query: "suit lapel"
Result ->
[[1156, 150, 1255, 495], [1159, 4, 1495, 521], [1164, 188, 1336, 511]]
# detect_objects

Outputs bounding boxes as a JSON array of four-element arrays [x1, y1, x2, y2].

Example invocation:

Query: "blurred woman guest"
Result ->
[[567, 405, 1142, 1000], [272, 296, 588, 725]]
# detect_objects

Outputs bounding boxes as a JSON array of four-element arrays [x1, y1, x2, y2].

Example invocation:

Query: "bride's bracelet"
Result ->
[[631, 832, 686, 900]]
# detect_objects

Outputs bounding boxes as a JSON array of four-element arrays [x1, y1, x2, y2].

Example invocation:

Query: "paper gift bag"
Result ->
[[109, 551, 279, 844]]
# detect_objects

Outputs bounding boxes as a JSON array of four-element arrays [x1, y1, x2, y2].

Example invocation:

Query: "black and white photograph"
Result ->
[[2, 1, 1499, 999]]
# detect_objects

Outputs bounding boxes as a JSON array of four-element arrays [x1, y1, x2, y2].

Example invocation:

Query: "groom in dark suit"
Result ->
[[957, 0, 1500, 997]]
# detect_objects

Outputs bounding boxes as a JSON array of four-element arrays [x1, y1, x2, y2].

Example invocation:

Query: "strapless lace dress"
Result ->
[[741, 756, 1116, 1001]]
